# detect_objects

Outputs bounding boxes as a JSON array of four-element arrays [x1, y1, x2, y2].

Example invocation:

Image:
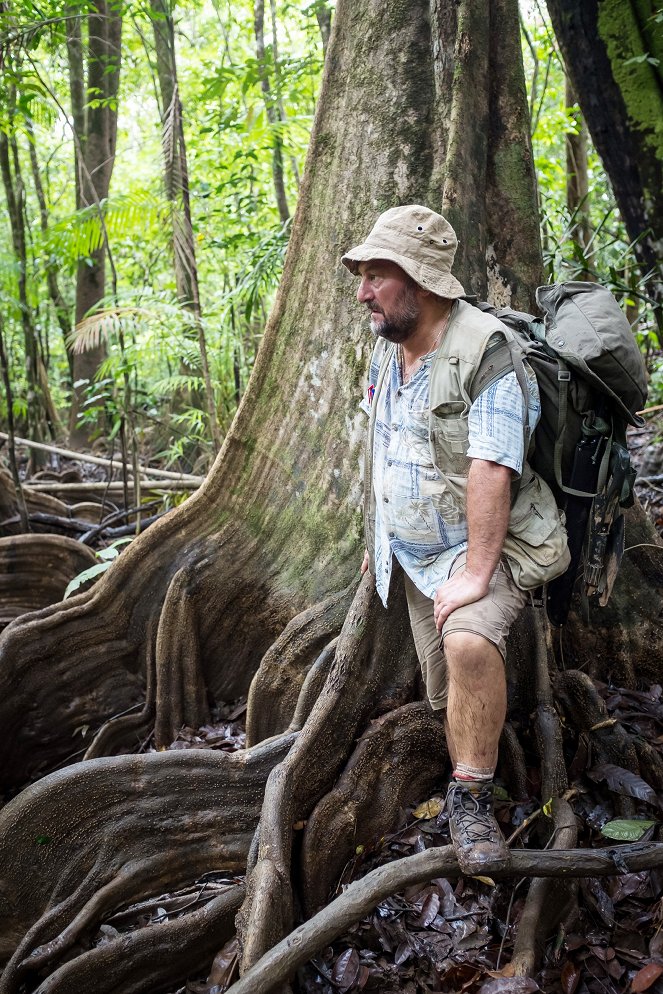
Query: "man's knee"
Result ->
[[443, 630, 502, 674]]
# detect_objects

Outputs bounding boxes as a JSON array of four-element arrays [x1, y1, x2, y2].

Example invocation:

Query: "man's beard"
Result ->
[[369, 284, 419, 343]]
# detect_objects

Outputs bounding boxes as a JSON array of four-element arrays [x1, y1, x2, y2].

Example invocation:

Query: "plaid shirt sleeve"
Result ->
[[466, 365, 540, 475]]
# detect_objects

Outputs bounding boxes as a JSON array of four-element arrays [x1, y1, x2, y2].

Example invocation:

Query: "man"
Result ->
[[343, 205, 569, 874]]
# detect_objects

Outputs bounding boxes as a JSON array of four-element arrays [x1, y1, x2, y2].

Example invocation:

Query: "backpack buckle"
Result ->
[[557, 370, 571, 382]]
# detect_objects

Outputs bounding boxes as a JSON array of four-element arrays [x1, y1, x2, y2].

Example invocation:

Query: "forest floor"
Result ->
[[72, 676, 660, 994]]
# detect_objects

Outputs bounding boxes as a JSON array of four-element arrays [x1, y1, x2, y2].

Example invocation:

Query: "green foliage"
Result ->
[[0, 0, 327, 455], [1, 1, 658, 454], [63, 537, 134, 599], [599, 818, 658, 841]]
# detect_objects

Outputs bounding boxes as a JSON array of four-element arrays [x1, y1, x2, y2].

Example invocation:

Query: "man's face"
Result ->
[[356, 260, 420, 344]]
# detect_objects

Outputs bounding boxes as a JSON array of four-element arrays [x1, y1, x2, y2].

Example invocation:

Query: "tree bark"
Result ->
[[254, 0, 291, 224], [25, 119, 74, 383], [0, 0, 661, 990], [0, 125, 57, 446], [149, 0, 222, 452], [67, 0, 123, 443], [546, 0, 663, 309], [565, 78, 592, 269]]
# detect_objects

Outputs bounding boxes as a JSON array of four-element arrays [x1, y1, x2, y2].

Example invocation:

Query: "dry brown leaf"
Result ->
[[412, 796, 443, 819], [631, 961, 663, 992]]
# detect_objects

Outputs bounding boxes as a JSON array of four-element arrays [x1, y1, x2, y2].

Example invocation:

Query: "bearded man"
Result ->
[[343, 205, 569, 873]]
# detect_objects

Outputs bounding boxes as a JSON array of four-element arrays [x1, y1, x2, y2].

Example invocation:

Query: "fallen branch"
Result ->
[[230, 842, 663, 994], [23, 480, 202, 493], [0, 431, 201, 483], [79, 500, 162, 545]]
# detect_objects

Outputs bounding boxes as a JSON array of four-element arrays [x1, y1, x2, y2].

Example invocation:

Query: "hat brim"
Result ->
[[341, 245, 465, 299]]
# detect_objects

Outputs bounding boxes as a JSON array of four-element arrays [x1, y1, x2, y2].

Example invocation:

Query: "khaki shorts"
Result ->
[[404, 552, 528, 711]]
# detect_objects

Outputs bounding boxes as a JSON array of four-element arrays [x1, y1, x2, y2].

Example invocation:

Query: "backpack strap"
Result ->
[[469, 333, 532, 504], [469, 334, 532, 460]]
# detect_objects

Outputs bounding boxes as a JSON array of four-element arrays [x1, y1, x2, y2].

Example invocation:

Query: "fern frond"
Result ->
[[68, 307, 152, 353]]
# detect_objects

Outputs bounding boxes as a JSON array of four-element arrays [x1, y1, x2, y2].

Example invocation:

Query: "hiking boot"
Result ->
[[445, 779, 511, 876]]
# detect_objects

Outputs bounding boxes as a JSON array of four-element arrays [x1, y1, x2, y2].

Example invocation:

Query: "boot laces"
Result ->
[[450, 784, 500, 845]]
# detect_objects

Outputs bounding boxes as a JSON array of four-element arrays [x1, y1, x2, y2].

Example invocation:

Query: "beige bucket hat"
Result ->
[[342, 204, 465, 299]]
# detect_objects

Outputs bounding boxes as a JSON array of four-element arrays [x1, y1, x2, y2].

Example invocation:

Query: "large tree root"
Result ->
[[510, 797, 578, 976], [237, 571, 419, 972], [0, 516, 298, 786], [228, 842, 663, 994], [509, 610, 577, 976], [83, 619, 157, 760], [299, 701, 447, 916], [246, 583, 355, 746], [0, 735, 295, 988], [0, 534, 96, 629], [28, 884, 244, 994]]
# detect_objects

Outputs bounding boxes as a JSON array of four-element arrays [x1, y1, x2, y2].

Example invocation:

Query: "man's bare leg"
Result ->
[[441, 630, 510, 873], [443, 631, 505, 770]]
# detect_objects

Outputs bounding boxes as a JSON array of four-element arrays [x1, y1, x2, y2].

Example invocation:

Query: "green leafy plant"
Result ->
[[64, 538, 134, 600]]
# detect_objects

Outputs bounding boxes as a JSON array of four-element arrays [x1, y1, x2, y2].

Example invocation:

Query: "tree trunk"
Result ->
[[149, 0, 222, 453], [67, 0, 123, 443], [26, 119, 74, 384], [565, 78, 592, 271], [254, 0, 291, 224], [0, 126, 57, 447], [0, 0, 661, 990], [546, 0, 663, 310]]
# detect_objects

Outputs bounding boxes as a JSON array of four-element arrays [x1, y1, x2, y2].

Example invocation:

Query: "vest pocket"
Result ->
[[430, 403, 470, 473]]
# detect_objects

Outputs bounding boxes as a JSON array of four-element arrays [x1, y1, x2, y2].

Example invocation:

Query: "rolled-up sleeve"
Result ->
[[467, 366, 540, 475]]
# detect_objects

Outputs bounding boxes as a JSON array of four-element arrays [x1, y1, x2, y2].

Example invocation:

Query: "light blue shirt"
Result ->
[[363, 347, 540, 607]]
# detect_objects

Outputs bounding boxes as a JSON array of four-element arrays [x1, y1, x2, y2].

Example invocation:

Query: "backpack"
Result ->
[[467, 282, 648, 627]]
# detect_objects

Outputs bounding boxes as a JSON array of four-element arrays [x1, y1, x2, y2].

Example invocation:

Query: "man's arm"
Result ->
[[433, 459, 512, 632]]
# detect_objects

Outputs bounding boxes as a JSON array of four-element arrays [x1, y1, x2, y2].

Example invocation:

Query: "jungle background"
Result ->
[[0, 1, 662, 993]]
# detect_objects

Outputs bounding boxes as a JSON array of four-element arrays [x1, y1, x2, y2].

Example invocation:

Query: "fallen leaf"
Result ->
[[631, 961, 663, 992], [588, 765, 659, 807], [472, 875, 496, 886], [600, 819, 658, 841], [207, 936, 239, 990], [479, 977, 540, 992], [417, 892, 440, 927], [561, 959, 581, 994], [332, 947, 360, 991], [395, 940, 411, 965], [413, 796, 443, 819], [487, 962, 516, 978]]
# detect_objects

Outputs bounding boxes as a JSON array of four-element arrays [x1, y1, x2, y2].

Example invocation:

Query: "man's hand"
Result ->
[[434, 568, 489, 632], [360, 549, 370, 575]]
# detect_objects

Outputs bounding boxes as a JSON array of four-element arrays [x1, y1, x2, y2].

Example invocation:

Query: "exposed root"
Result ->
[[288, 636, 338, 732], [499, 722, 529, 801], [84, 619, 157, 760], [0, 534, 96, 629], [0, 736, 294, 980], [155, 562, 211, 747], [246, 584, 354, 746], [508, 608, 575, 977], [510, 797, 578, 976], [531, 608, 567, 800], [228, 842, 663, 994], [632, 735, 663, 790], [237, 571, 419, 972], [300, 701, 448, 916], [554, 669, 639, 768], [30, 884, 244, 994]]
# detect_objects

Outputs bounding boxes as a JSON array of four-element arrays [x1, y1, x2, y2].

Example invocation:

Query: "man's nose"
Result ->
[[357, 277, 371, 303]]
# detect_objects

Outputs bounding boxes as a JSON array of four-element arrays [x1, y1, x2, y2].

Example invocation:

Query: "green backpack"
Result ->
[[468, 282, 648, 626]]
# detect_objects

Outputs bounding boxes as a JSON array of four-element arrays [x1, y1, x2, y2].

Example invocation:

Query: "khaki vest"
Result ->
[[364, 300, 570, 590]]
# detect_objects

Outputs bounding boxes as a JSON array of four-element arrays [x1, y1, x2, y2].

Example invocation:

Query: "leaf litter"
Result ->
[[86, 681, 662, 994]]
